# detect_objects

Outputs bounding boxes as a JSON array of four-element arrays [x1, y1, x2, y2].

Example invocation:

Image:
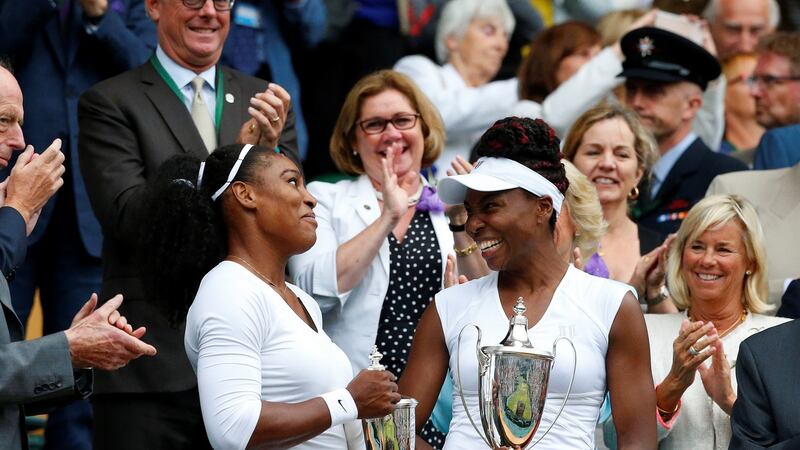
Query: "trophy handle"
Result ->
[[455, 324, 493, 449], [529, 336, 577, 448]]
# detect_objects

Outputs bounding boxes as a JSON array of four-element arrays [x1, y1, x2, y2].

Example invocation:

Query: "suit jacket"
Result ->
[[633, 137, 747, 235], [753, 124, 800, 171], [730, 319, 800, 449], [0, 207, 85, 450], [78, 61, 298, 394], [707, 163, 800, 306], [0, 0, 156, 258], [777, 280, 800, 319]]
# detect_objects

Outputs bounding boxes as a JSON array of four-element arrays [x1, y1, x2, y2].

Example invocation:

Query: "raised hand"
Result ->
[[379, 144, 411, 223], [443, 253, 468, 288], [667, 320, 718, 390], [346, 369, 401, 419], [698, 340, 736, 414], [4, 139, 65, 228]]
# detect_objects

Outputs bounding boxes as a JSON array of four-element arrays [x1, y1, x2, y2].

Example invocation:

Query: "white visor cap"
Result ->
[[437, 157, 564, 216]]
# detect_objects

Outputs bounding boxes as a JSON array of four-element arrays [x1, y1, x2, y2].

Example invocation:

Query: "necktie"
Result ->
[[190, 76, 217, 153]]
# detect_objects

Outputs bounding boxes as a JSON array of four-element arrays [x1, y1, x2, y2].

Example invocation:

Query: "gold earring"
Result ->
[[628, 186, 640, 201]]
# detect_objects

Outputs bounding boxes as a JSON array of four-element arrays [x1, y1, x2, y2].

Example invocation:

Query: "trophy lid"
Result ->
[[367, 345, 385, 371], [500, 297, 534, 348]]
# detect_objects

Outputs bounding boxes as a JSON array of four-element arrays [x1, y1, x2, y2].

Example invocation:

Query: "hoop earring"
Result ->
[[628, 186, 640, 201]]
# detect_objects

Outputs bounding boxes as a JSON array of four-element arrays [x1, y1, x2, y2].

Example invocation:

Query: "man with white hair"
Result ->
[[703, 0, 780, 61]]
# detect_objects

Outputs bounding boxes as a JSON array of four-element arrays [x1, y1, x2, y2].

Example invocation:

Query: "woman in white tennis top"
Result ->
[[397, 117, 657, 449], [139, 144, 400, 450]]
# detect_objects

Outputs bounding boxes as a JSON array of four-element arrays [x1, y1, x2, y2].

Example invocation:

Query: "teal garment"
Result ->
[[431, 373, 454, 434]]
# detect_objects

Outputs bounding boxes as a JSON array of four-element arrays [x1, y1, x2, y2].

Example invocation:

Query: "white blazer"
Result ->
[[288, 175, 454, 370]]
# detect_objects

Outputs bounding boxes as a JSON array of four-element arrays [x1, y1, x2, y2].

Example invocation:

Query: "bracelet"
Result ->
[[454, 242, 478, 257], [320, 388, 358, 426], [448, 222, 466, 232], [646, 285, 670, 307]]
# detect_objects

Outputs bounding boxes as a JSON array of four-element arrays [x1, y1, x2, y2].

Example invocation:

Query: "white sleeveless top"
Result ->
[[436, 265, 632, 449]]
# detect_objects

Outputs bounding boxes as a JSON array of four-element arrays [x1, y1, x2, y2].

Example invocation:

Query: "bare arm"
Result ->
[[398, 300, 450, 448], [335, 146, 411, 293], [246, 370, 399, 450], [606, 292, 657, 449]]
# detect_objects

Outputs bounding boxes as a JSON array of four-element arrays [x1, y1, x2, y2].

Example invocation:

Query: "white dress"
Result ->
[[436, 265, 632, 449], [185, 261, 361, 450]]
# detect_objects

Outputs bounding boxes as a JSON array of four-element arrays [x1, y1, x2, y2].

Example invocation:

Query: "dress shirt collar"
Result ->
[[156, 45, 216, 92], [651, 132, 697, 196]]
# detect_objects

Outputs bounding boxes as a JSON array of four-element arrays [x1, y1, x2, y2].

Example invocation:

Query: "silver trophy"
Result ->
[[455, 297, 576, 449], [362, 346, 417, 450]]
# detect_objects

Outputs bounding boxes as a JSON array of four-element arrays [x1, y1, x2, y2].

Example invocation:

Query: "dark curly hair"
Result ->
[[138, 144, 279, 326], [473, 117, 569, 229]]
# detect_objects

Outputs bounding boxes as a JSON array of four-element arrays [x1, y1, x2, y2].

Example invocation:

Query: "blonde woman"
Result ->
[[605, 194, 790, 449], [563, 104, 675, 312]]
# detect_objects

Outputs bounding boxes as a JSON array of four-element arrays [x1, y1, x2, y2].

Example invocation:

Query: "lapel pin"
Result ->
[[364, 204, 371, 210], [225, 93, 234, 103]]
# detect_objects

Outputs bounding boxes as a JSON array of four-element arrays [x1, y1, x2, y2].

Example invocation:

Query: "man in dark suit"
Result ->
[[730, 319, 800, 449], [0, 1, 156, 446], [619, 27, 748, 235], [0, 62, 156, 450], [78, 0, 297, 447]]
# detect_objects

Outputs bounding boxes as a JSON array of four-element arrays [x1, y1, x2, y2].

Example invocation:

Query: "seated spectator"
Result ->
[[563, 104, 677, 312], [605, 194, 789, 449], [139, 145, 399, 449], [753, 124, 800, 169], [707, 161, 800, 304], [729, 319, 800, 449], [720, 54, 765, 165]]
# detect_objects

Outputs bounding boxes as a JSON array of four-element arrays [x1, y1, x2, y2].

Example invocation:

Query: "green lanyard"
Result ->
[[150, 54, 225, 130]]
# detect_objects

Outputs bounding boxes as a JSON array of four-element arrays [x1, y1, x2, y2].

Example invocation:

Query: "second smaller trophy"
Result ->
[[362, 346, 417, 450]]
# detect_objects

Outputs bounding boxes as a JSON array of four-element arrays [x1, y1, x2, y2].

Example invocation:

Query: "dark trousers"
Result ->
[[10, 189, 102, 450], [92, 390, 212, 450]]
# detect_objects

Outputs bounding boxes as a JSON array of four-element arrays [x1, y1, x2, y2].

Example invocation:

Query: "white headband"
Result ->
[[437, 157, 564, 216], [211, 144, 254, 201]]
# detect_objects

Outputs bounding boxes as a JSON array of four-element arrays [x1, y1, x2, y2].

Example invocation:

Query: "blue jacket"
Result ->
[[0, 0, 156, 258], [753, 124, 800, 170]]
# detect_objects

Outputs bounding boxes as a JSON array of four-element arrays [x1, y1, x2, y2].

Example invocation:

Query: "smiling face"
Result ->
[[0, 67, 24, 168], [571, 117, 643, 207], [447, 16, 509, 86], [147, 0, 230, 72], [681, 219, 752, 306], [353, 89, 424, 183], [246, 155, 318, 255], [464, 188, 552, 271]]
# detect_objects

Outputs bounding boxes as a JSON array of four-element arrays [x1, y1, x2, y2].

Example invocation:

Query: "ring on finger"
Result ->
[[689, 346, 699, 356], [269, 115, 280, 123], [249, 122, 257, 132]]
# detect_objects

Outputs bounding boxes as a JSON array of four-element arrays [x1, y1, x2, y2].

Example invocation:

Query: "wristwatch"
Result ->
[[646, 285, 670, 307]]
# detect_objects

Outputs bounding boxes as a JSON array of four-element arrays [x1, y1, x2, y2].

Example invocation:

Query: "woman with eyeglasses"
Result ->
[[139, 144, 400, 449], [289, 70, 483, 448]]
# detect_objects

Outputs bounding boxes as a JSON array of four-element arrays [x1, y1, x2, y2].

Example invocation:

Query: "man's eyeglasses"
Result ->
[[358, 113, 420, 134], [182, 0, 235, 11], [746, 74, 800, 89]]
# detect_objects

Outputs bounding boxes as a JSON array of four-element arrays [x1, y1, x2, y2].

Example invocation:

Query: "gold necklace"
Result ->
[[688, 308, 747, 339], [228, 255, 289, 298]]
